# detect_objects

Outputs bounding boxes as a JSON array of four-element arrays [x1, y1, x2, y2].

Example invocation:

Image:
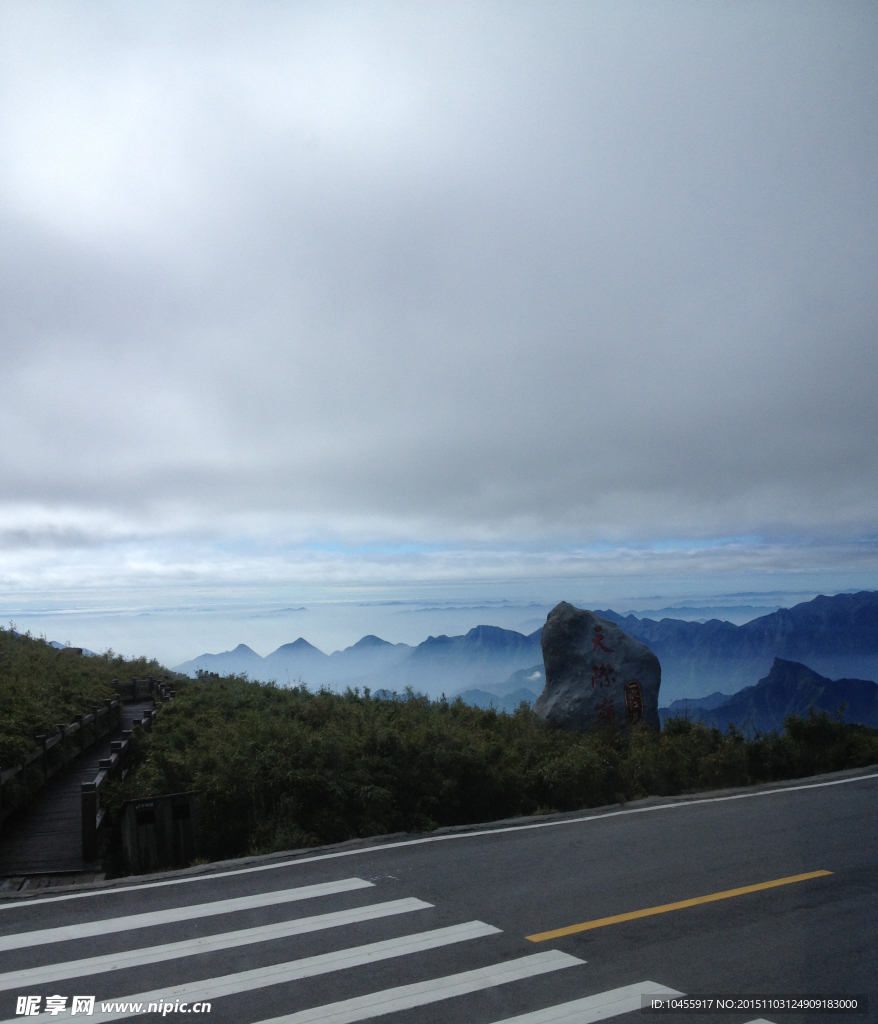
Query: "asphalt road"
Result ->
[[0, 768, 875, 1024]]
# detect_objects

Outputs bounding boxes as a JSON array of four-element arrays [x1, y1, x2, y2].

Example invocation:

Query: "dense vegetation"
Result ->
[[109, 674, 878, 864], [0, 626, 171, 769], [4, 627, 875, 870]]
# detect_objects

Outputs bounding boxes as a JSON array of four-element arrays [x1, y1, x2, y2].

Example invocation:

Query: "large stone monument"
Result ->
[[534, 601, 661, 732]]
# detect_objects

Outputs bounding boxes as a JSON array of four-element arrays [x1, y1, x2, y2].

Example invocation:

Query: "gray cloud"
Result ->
[[1, 1, 876, 602]]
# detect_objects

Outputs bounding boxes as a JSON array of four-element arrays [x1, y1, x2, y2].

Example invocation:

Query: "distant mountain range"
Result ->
[[622, 604, 782, 624], [175, 624, 543, 699], [660, 691, 734, 717], [175, 590, 878, 705], [598, 591, 878, 702], [659, 658, 878, 734]]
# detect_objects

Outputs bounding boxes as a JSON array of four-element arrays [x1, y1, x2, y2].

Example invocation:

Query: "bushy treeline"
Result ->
[[111, 675, 878, 863], [0, 627, 171, 768]]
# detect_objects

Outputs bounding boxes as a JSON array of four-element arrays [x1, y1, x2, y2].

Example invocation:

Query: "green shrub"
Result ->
[[0, 627, 172, 769], [109, 675, 878, 866]]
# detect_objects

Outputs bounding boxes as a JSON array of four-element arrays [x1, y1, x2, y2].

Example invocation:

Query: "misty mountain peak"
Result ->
[[463, 625, 531, 648], [270, 638, 326, 657], [348, 634, 393, 649]]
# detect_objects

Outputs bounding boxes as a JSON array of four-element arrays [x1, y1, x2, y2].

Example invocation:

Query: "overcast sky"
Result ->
[[1, 1, 876, 660]]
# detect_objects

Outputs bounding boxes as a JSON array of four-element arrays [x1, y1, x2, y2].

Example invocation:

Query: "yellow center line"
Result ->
[[526, 869, 833, 942]]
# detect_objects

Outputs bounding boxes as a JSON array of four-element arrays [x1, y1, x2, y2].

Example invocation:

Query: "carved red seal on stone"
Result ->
[[624, 680, 644, 725]]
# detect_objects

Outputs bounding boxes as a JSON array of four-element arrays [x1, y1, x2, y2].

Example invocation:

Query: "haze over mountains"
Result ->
[[599, 591, 878, 701], [176, 625, 543, 699], [175, 591, 878, 705]]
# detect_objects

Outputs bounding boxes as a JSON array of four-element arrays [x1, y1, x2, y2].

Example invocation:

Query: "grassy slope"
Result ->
[[0, 627, 172, 768]]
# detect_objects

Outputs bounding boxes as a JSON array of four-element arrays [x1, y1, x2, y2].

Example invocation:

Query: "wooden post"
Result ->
[[36, 736, 48, 780], [81, 781, 98, 861]]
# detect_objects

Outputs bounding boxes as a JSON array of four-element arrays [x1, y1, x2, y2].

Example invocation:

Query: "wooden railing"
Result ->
[[0, 699, 123, 831], [81, 682, 176, 860], [112, 676, 175, 704], [0, 676, 177, 861], [81, 733, 131, 861]]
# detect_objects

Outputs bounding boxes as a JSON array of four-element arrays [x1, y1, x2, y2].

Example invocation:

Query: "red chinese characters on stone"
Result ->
[[591, 625, 613, 653], [595, 696, 616, 720], [623, 680, 644, 725], [591, 663, 616, 690]]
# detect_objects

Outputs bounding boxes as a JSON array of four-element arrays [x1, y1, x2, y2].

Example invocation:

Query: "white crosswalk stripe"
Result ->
[[249, 950, 584, 1024], [0, 874, 694, 1024], [0, 922, 503, 1024], [0, 897, 432, 992], [0, 877, 373, 952], [485, 981, 684, 1023]]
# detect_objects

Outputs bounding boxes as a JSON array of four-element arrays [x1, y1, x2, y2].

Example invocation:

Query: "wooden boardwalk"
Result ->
[[0, 702, 154, 887]]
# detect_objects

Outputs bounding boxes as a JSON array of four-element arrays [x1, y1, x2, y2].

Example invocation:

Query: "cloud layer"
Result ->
[[1, 2, 876, 653]]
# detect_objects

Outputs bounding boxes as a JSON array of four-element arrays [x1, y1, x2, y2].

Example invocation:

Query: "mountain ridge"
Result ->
[[660, 658, 878, 733], [175, 623, 540, 696], [597, 591, 878, 700], [173, 591, 878, 702]]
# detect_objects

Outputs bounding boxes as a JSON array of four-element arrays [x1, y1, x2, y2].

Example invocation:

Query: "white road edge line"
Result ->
[[0, 878, 373, 951], [0, 897, 432, 991], [486, 980, 684, 1023], [250, 949, 584, 1024], [0, 921, 505, 1024], [2, 771, 875, 911]]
